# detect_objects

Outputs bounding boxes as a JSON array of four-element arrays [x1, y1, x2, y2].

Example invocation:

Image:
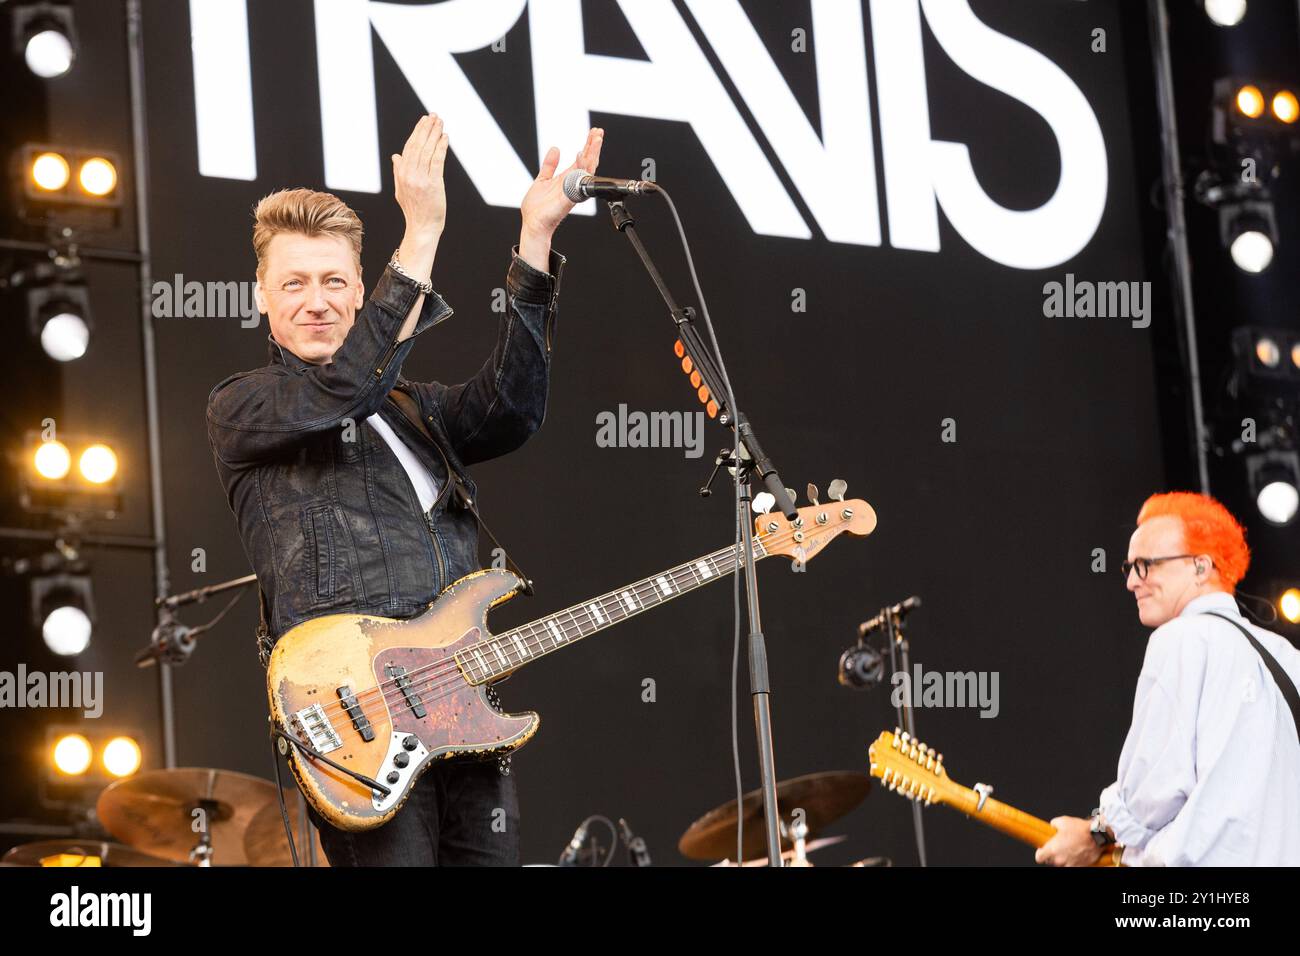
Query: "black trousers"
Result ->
[[305, 756, 520, 866]]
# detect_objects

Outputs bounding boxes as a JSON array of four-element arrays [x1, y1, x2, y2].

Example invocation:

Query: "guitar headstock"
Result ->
[[753, 481, 877, 565], [867, 728, 950, 806]]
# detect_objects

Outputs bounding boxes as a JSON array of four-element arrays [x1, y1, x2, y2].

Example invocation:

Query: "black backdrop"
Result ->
[[7, 0, 1175, 866]]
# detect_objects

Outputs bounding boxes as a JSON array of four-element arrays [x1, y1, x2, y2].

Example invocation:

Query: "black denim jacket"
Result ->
[[206, 246, 565, 644]]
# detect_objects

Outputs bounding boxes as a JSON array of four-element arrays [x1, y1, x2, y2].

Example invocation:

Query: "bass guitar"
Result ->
[[268, 495, 876, 830]]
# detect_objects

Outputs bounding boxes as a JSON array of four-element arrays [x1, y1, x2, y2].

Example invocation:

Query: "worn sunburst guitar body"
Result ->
[[868, 730, 1124, 866], [268, 498, 876, 831]]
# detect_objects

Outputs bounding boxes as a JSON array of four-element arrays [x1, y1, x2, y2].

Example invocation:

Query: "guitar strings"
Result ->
[[296, 520, 815, 728], [305, 535, 773, 727]]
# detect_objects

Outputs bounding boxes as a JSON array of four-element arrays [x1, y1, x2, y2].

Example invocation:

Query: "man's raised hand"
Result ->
[[392, 114, 449, 240], [520, 127, 605, 239]]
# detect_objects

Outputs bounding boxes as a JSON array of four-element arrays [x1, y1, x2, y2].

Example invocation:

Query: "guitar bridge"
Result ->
[[292, 702, 343, 755]]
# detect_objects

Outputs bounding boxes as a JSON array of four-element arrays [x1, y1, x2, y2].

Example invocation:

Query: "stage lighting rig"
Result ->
[[10, 1, 77, 79], [1233, 326, 1300, 390], [1195, 176, 1279, 274], [18, 429, 121, 520], [12, 143, 121, 230], [31, 569, 94, 655]]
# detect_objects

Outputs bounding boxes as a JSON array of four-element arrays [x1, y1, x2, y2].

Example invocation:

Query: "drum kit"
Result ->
[[3, 766, 882, 867], [1, 768, 327, 868]]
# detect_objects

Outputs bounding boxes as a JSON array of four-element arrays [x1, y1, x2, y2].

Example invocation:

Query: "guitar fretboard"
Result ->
[[454, 536, 770, 683]]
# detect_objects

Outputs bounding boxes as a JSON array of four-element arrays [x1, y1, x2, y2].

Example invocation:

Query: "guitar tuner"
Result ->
[[806, 483, 819, 506], [827, 479, 847, 502]]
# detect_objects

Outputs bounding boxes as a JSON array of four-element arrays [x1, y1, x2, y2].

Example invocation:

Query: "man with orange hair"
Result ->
[[1037, 491, 1300, 866]]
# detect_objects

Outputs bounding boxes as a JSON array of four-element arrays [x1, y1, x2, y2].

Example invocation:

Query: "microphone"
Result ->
[[562, 170, 658, 202], [618, 818, 652, 867], [837, 644, 885, 690], [858, 596, 922, 637], [558, 820, 589, 867]]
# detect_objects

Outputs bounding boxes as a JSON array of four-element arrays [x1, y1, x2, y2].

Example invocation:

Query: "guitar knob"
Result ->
[[386, 771, 400, 785], [827, 479, 847, 502], [402, 735, 418, 751], [393, 752, 410, 768]]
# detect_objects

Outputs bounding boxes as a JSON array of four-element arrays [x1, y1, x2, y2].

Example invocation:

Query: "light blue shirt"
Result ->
[[1100, 591, 1300, 865]]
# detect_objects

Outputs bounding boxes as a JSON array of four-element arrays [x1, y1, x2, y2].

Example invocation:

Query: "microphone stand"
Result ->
[[606, 198, 796, 866], [882, 607, 928, 866]]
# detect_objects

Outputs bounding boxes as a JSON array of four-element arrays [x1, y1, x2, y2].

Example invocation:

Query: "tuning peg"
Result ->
[[784, 487, 798, 508], [827, 479, 847, 502], [751, 492, 775, 515], [806, 483, 819, 506]]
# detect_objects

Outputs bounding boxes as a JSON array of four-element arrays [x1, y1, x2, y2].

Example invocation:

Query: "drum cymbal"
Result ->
[[96, 767, 280, 866], [2, 839, 183, 868], [243, 789, 330, 867], [678, 770, 871, 861]]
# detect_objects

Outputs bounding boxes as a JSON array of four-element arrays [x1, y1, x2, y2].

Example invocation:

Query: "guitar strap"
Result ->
[[252, 389, 536, 669], [1203, 611, 1300, 746]]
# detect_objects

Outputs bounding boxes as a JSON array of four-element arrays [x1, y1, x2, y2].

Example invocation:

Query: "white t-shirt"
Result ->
[[366, 413, 440, 512], [1100, 591, 1300, 865]]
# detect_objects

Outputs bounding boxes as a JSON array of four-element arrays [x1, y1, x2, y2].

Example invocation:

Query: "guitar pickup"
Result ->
[[336, 685, 375, 742], [385, 664, 427, 719]]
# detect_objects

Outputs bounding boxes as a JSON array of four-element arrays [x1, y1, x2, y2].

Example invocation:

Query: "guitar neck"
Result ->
[[457, 535, 771, 682], [944, 788, 1056, 848], [942, 784, 1124, 867]]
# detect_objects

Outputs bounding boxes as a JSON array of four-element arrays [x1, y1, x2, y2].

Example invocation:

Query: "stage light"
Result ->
[[38, 310, 89, 362], [31, 151, 70, 190], [25, 279, 92, 362], [20, 431, 123, 519], [1273, 90, 1299, 125], [1236, 84, 1265, 119], [78, 157, 117, 197], [51, 734, 92, 776], [1247, 451, 1300, 526], [1203, 0, 1247, 27], [1233, 327, 1300, 388], [33, 439, 71, 480], [12, 2, 77, 79], [1254, 337, 1280, 368], [78, 444, 117, 484], [1281, 589, 1300, 624], [32, 572, 95, 656], [1219, 199, 1277, 273], [1230, 228, 1273, 273], [15, 143, 122, 229], [102, 737, 142, 778]]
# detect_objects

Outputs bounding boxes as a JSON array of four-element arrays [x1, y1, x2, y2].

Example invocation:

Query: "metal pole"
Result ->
[[1149, 0, 1212, 493], [125, 0, 176, 767]]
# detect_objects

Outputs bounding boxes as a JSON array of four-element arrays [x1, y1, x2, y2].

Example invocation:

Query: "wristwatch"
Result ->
[[1089, 807, 1115, 847], [388, 248, 433, 295]]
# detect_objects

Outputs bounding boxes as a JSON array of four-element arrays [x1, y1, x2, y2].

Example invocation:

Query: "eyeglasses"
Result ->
[[1121, 555, 1199, 580]]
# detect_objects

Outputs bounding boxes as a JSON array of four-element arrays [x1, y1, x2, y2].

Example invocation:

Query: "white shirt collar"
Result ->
[[1179, 591, 1240, 618]]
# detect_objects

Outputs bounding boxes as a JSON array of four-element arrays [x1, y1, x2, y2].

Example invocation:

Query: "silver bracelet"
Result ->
[[389, 248, 433, 295]]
